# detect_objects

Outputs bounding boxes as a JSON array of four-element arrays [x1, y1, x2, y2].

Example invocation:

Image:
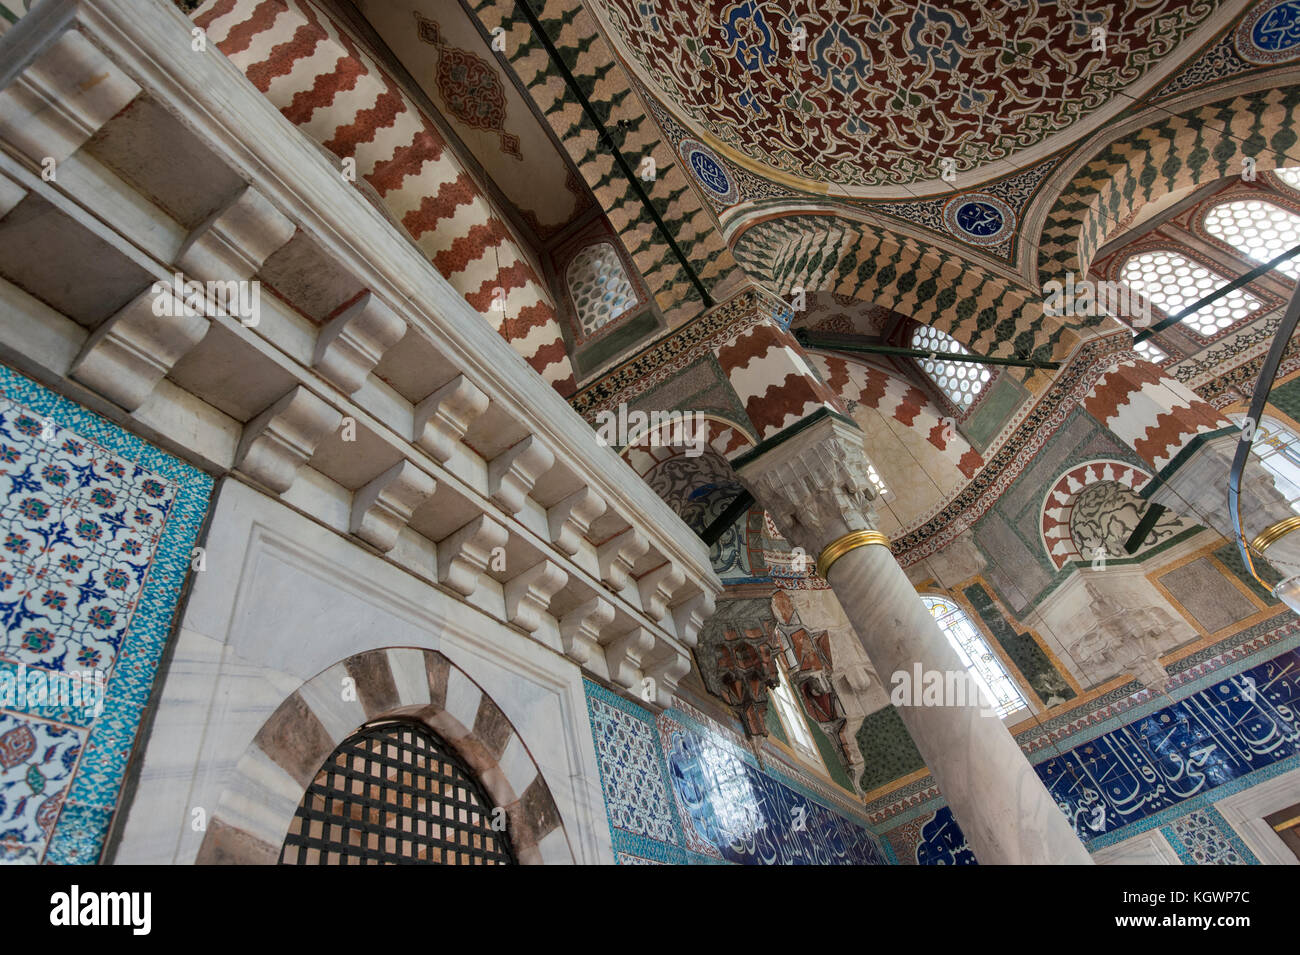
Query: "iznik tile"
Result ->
[[0, 364, 212, 863], [1162, 807, 1259, 865]]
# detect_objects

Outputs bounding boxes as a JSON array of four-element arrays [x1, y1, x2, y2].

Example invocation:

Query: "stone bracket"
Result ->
[[488, 435, 555, 514], [504, 559, 568, 633], [603, 626, 655, 691], [597, 527, 649, 591], [671, 588, 717, 648], [0, 27, 139, 166], [412, 375, 489, 463], [70, 284, 209, 412], [436, 514, 508, 597], [313, 291, 407, 395], [547, 486, 606, 556], [177, 184, 295, 282], [558, 596, 614, 666], [637, 562, 685, 622], [350, 459, 436, 553], [643, 644, 691, 708], [235, 385, 342, 494]]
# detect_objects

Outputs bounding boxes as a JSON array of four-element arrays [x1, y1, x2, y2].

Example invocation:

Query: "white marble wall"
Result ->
[[114, 478, 611, 864]]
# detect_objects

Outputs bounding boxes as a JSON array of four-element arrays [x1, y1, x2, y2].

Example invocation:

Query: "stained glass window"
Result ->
[[910, 325, 992, 410], [918, 595, 1028, 719], [769, 659, 824, 767], [565, 242, 635, 337]]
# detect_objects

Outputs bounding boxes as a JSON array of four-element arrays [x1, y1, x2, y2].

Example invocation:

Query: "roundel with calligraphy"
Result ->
[[680, 138, 739, 204], [942, 194, 1015, 246], [1236, 0, 1300, 66]]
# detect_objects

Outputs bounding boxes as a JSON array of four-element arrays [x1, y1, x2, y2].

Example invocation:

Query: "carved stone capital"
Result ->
[[637, 562, 685, 622], [235, 386, 342, 494], [597, 527, 649, 591], [70, 284, 209, 411], [178, 185, 295, 282], [489, 435, 555, 514], [547, 486, 606, 556], [735, 414, 878, 557], [604, 626, 656, 690], [504, 560, 568, 633], [313, 291, 407, 394], [350, 459, 436, 553], [559, 596, 615, 666], [412, 375, 489, 463], [436, 514, 508, 597]]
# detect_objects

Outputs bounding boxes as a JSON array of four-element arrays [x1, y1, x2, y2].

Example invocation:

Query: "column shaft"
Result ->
[[827, 541, 1093, 865]]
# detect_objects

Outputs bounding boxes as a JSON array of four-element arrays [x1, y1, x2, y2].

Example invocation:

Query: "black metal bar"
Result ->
[[511, 0, 714, 309], [795, 330, 1061, 369], [1228, 272, 1300, 583], [699, 490, 755, 547], [1123, 503, 1167, 554], [1134, 241, 1300, 343]]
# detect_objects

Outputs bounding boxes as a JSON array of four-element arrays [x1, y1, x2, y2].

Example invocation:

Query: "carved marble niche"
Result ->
[[1026, 570, 1196, 693]]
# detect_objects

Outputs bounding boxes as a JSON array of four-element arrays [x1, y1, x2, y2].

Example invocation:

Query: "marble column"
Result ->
[[737, 415, 1093, 865]]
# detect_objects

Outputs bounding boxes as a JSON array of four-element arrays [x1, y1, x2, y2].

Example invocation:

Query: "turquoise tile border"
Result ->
[[0, 364, 213, 863]]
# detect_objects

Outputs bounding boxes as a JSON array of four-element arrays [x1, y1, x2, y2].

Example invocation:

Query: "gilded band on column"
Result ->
[[817, 530, 892, 578]]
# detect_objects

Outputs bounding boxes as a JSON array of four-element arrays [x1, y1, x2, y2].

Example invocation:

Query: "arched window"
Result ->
[[1274, 167, 1300, 193], [1204, 199, 1300, 281], [565, 242, 635, 338], [910, 325, 991, 410], [1118, 250, 1263, 337], [918, 595, 1028, 718], [280, 719, 515, 865], [768, 658, 827, 771], [1229, 413, 1300, 514]]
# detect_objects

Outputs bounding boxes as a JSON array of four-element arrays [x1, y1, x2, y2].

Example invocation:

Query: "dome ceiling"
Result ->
[[590, 0, 1226, 196]]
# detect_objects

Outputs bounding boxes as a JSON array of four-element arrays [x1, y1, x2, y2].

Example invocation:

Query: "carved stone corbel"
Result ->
[[235, 385, 342, 494], [488, 435, 555, 514], [597, 527, 649, 591], [547, 486, 606, 556], [313, 291, 407, 394], [504, 560, 568, 633], [558, 596, 614, 666], [177, 184, 295, 282], [671, 588, 717, 648], [70, 284, 209, 411], [350, 459, 436, 552], [412, 375, 489, 462], [0, 28, 139, 166], [637, 562, 685, 622], [643, 644, 691, 708], [603, 626, 655, 690], [436, 514, 508, 597]]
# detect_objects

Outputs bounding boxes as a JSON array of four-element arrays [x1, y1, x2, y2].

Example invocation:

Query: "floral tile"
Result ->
[[0, 712, 84, 863]]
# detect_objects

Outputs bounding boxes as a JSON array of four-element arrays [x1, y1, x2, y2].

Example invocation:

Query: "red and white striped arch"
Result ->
[[192, 0, 576, 393]]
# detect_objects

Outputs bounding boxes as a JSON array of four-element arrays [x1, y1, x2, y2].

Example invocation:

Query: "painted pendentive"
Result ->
[[0, 364, 212, 863], [585, 680, 889, 865]]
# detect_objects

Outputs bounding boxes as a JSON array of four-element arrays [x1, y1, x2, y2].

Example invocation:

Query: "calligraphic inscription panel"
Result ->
[[1038, 649, 1300, 840]]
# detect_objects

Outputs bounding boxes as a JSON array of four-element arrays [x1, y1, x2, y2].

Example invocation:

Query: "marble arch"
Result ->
[[195, 647, 570, 865]]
